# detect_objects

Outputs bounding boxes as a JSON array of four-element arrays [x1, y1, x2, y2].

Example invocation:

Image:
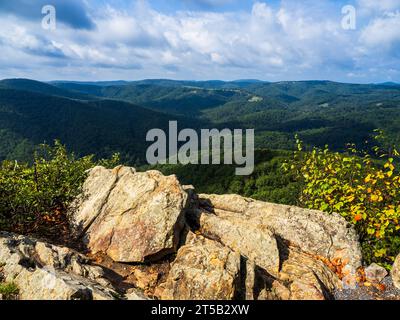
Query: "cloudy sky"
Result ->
[[0, 0, 399, 82]]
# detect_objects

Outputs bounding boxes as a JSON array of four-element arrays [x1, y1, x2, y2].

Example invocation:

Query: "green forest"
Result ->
[[0, 78, 399, 268]]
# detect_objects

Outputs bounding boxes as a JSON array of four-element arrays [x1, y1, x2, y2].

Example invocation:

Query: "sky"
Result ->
[[0, 0, 399, 83]]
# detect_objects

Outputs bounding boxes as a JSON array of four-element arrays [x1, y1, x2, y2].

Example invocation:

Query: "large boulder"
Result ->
[[0, 232, 118, 300], [158, 232, 241, 300], [71, 166, 188, 263]]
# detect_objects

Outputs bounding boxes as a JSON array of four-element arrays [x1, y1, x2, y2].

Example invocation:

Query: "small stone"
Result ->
[[341, 265, 358, 289], [125, 288, 150, 300], [365, 263, 388, 283]]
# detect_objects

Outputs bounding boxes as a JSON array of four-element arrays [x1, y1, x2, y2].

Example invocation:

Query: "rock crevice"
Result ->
[[1, 166, 373, 300]]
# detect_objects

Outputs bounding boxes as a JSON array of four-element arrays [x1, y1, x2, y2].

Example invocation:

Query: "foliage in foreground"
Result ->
[[0, 141, 119, 237], [0, 282, 19, 300], [286, 132, 400, 268]]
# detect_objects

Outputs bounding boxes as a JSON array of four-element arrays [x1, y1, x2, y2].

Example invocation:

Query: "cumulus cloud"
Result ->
[[0, 0, 399, 82]]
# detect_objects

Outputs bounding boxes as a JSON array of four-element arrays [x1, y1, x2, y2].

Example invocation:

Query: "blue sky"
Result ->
[[0, 0, 399, 82]]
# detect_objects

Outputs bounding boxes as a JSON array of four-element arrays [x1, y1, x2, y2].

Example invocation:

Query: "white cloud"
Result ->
[[360, 12, 400, 49], [0, 0, 398, 82], [357, 0, 400, 13]]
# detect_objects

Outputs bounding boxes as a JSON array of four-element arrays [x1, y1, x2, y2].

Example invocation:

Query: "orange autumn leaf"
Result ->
[[354, 214, 363, 222]]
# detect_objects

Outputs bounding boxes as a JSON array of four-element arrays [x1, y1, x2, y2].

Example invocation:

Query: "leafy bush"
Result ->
[[0, 141, 120, 238], [285, 132, 400, 268]]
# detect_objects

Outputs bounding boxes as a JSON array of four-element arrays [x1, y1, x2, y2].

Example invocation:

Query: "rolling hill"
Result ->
[[53, 79, 400, 150], [0, 85, 201, 164]]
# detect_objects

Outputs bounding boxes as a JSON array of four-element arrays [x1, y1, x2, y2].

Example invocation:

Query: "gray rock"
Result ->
[[0, 232, 117, 300]]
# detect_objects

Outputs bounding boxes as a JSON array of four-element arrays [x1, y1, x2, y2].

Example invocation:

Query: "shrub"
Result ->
[[285, 132, 400, 268], [0, 141, 120, 238], [0, 282, 19, 300]]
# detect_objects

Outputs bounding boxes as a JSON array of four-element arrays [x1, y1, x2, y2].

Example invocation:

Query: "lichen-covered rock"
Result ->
[[0, 232, 117, 300], [71, 166, 188, 263], [392, 254, 400, 289], [159, 232, 240, 300], [198, 194, 362, 270]]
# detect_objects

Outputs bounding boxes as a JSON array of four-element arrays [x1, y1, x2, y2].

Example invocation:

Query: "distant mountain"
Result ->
[[53, 82, 250, 117], [50, 80, 130, 87], [377, 82, 400, 87], [0, 79, 94, 100], [0, 78, 399, 163]]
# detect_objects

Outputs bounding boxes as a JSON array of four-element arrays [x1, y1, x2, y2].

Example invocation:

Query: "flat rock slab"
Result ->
[[198, 194, 362, 271], [71, 166, 188, 263]]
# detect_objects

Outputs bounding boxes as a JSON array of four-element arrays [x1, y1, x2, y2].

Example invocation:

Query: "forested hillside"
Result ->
[[1, 78, 399, 164], [0, 85, 200, 164], [53, 79, 400, 151]]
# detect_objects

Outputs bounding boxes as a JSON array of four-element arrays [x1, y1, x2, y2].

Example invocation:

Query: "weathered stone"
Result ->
[[391, 254, 400, 289], [365, 263, 388, 283], [0, 232, 117, 300], [71, 166, 188, 263], [278, 247, 341, 300], [187, 208, 280, 276], [198, 194, 362, 270], [70, 166, 119, 235], [159, 232, 240, 300]]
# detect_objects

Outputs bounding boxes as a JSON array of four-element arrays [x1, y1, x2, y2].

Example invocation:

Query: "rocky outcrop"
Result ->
[[71, 166, 188, 263], [68, 167, 364, 300], [0, 232, 118, 300]]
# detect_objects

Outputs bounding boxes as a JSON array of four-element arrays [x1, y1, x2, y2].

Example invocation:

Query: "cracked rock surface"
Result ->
[[0, 232, 118, 300], [2, 166, 377, 300], [71, 166, 188, 263]]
